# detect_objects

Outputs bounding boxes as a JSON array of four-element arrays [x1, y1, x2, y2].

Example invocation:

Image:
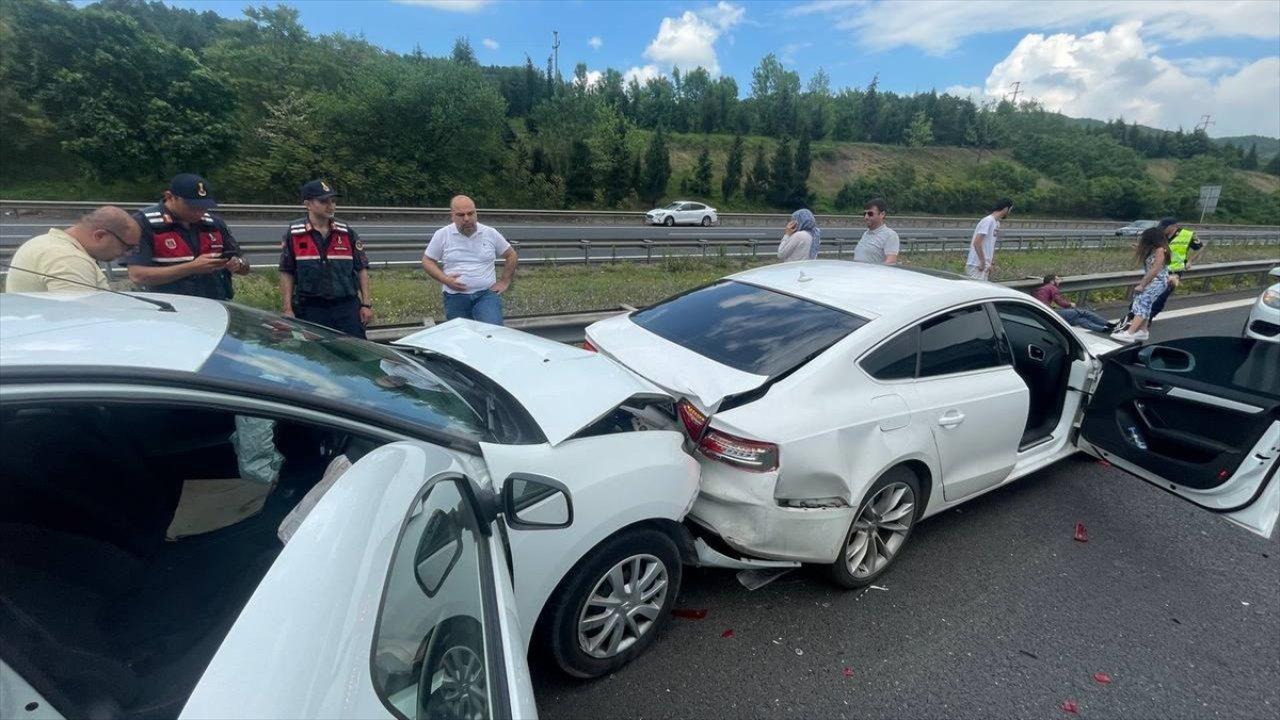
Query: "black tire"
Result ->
[[701, 216, 711, 227], [828, 466, 921, 589], [663, 216, 675, 227], [543, 527, 682, 678]]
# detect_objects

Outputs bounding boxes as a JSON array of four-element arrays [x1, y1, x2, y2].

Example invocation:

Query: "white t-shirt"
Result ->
[[966, 214, 999, 268], [424, 222, 512, 294], [854, 225, 900, 264]]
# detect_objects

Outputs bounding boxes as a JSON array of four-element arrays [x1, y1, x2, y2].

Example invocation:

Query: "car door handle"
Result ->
[[1143, 381, 1167, 391], [937, 411, 966, 428]]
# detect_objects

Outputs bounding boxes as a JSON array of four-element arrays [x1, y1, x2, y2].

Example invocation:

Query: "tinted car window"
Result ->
[[862, 327, 919, 380], [631, 281, 867, 376], [918, 306, 1004, 377]]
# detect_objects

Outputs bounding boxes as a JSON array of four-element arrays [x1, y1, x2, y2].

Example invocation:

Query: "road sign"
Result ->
[[1198, 185, 1222, 221]]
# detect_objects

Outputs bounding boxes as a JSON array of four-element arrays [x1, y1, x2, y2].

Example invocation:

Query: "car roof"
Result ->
[[727, 260, 1027, 319], [0, 291, 228, 373]]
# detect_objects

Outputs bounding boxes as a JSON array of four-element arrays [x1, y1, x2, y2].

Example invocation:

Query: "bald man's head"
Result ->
[[72, 205, 141, 262], [450, 195, 478, 236]]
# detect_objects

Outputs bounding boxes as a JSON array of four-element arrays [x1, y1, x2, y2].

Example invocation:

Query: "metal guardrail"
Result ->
[[361, 259, 1277, 344], [4, 199, 1277, 234]]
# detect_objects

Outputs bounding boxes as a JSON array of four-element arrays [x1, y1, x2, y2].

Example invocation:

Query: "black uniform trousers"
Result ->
[[296, 297, 366, 339]]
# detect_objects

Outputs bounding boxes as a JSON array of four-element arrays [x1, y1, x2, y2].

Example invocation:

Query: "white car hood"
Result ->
[[585, 313, 769, 411], [396, 319, 667, 445], [1071, 327, 1125, 357]]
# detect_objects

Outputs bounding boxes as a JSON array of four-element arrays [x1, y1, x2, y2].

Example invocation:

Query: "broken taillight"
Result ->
[[676, 399, 709, 439], [581, 338, 598, 352], [697, 428, 779, 473]]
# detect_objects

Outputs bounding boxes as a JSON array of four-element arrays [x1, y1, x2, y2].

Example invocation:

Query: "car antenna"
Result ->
[[2, 263, 177, 312]]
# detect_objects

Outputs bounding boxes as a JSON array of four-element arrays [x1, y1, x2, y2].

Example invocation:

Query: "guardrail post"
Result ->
[[1201, 276, 1213, 292], [747, 238, 758, 259], [611, 243, 617, 262], [699, 238, 709, 258], [579, 240, 591, 264], [643, 239, 654, 263]]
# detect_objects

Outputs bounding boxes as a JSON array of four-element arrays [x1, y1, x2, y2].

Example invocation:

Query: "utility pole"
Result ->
[[552, 30, 560, 81], [1195, 114, 1215, 133], [1007, 81, 1022, 105]]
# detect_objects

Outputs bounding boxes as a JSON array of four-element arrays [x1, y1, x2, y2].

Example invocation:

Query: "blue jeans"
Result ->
[[442, 289, 504, 325], [1056, 308, 1110, 332]]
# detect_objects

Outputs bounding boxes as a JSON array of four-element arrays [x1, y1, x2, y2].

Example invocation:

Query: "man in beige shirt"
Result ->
[[5, 206, 139, 293]]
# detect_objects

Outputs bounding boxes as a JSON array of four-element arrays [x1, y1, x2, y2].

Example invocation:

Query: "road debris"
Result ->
[[1074, 522, 1089, 543], [842, 667, 855, 678], [795, 648, 804, 656], [737, 567, 791, 591], [1093, 672, 1112, 685], [1019, 650, 1039, 660], [721, 629, 735, 639], [672, 608, 708, 620], [1061, 699, 1080, 714]]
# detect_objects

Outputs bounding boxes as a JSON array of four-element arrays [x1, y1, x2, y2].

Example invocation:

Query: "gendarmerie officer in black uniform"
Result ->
[[279, 180, 372, 338], [121, 173, 249, 298]]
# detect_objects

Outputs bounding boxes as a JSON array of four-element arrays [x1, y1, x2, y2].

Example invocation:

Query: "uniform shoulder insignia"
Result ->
[[332, 221, 350, 231], [146, 214, 167, 227], [289, 226, 309, 235]]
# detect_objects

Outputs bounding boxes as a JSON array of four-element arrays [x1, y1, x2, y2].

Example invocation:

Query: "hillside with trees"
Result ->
[[2, 0, 1277, 223]]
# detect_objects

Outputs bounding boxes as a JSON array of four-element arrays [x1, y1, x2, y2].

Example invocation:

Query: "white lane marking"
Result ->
[[1153, 298, 1257, 319]]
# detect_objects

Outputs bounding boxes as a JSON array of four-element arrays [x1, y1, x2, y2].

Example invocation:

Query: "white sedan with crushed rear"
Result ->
[[586, 260, 1280, 587]]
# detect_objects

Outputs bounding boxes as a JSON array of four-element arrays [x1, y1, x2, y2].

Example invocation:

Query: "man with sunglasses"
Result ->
[[278, 179, 372, 338], [854, 197, 900, 264], [120, 173, 248, 300], [6, 206, 140, 293]]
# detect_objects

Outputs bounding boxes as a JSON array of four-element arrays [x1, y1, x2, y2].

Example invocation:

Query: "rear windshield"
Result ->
[[630, 280, 867, 376]]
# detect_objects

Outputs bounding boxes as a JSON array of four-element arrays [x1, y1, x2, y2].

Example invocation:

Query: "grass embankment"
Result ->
[[225, 244, 1278, 325]]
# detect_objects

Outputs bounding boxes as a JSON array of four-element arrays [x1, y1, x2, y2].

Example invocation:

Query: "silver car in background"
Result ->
[[646, 201, 719, 227]]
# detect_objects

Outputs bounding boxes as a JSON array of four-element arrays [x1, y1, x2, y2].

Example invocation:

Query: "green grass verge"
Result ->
[[221, 243, 1278, 325]]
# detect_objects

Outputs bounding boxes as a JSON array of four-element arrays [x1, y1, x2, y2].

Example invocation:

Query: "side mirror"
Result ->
[[414, 509, 463, 597], [1137, 345, 1195, 373], [501, 473, 573, 530]]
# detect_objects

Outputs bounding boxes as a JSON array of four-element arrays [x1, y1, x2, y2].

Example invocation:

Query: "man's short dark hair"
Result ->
[[993, 197, 1014, 211], [865, 197, 887, 213], [1042, 273, 1058, 285]]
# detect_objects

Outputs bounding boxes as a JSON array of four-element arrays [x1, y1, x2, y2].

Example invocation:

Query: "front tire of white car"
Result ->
[[663, 216, 675, 227], [543, 527, 682, 678], [828, 467, 920, 589]]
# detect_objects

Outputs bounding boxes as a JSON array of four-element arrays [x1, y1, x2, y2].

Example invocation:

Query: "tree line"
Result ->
[[1, 0, 1277, 223]]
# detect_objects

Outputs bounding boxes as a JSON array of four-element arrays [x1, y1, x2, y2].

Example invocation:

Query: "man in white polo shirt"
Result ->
[[965, 197, 1013, 281], [423, 195, 518, 325]]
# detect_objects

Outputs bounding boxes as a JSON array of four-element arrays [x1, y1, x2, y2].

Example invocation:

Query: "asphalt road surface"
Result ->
[[533, 301, 1279, 720]]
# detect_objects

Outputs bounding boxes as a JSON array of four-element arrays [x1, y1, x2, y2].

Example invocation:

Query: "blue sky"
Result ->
[[157, 1, 1280, 137]]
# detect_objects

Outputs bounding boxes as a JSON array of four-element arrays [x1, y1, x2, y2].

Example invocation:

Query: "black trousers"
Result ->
[[296, 296, 366, 339]]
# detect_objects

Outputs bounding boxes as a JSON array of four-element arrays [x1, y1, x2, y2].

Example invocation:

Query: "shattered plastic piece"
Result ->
[[1074, 522, 1089, 543], [1242, 601, 1251, 606], [869, 585, 889, 591], [1061, 699, 1080, 714], [737, 567, 791, 591], [842, 667, 855, 678], [721, 629, 735, 639], [794, 648, 804, 656], [1019, 650, 1039, 660], [672, 608, 708, 620], [1093, 672, 1112, 685]]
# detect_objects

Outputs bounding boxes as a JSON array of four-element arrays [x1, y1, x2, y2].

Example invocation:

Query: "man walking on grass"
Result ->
[[423, 195, 518, 326], [966, 198, 1013, 281]]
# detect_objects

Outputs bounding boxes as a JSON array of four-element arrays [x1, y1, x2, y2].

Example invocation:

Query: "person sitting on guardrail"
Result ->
[[778, 208, 820, 262], [423, 195, 518, 326], [1111, 227, 1170, 343], [1033, 274, 1116, 333], [119, 174, 249, 300], [965, 198, 1013, 281], [854, 197, 899, 264], [278, 180, 373, 338], [5, 206, 139, 293]]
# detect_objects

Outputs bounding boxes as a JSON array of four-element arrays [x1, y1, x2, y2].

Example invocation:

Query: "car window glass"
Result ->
[[995, 302, 1072, 353], [918, 306, 1004, 377], [373, 477, 495, 720], [862, 327, 919, 380], [631, 281, 868, 377]]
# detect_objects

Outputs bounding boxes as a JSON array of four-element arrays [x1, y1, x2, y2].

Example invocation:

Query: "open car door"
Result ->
[[1075, 337, 1280, 538]]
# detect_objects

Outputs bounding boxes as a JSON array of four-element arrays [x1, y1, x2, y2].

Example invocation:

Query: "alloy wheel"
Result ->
[[577, 553, 669, 658], [438, 645, 487, 720], [845, 482, 916, 579]]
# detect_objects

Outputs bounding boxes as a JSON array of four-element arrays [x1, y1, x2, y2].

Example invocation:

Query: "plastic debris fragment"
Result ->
[[842, 667, 855, 678], [1074, 522, 1089, 543], [721, 629, 735, 639], [1061, 699, 1080, 714], [672, 608, 708, 620], [1093, 672, 1112, 685]]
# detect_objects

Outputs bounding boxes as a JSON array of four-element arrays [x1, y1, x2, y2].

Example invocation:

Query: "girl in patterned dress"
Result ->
[[1111, 226, 1170, 342]]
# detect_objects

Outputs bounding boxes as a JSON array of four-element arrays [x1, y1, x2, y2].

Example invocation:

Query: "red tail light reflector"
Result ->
[[581, 338, 598, 352], [676, 399, 708, 439], [697, 429, 779, 473]]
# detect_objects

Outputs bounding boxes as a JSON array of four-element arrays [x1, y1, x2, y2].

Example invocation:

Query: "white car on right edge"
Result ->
[[585, 260, 1280, 589], [1244, 267, 1280, 343]]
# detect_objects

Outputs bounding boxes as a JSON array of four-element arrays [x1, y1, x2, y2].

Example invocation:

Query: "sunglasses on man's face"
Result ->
[[863, 211, 879, 217]]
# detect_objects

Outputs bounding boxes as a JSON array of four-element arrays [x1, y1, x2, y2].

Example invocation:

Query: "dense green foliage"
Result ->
[[1, 0, 1276, 222]]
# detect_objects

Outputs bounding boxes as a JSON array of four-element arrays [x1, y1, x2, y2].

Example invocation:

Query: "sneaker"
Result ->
[[1104, 320, 1120, 332], [1131, 329, 1150, 342], [1111, 329, 1136, 341]]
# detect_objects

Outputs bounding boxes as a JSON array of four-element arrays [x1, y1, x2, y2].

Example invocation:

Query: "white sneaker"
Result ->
[[1111, 329, 1136, 341], [1131, 329, 1150, 342]]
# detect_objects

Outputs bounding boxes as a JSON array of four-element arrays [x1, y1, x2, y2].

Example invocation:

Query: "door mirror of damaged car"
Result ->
[[502, 473, 573, 530], [414, 508, 464, 597]]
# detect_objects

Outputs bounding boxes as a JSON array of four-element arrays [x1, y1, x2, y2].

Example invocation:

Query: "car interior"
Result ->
[[992, 302, 1079, 448], [0, 402, 382, 720]]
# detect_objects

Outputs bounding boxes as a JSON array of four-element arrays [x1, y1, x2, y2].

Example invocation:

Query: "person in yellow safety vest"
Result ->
[[1148, 216, 1203, 320]]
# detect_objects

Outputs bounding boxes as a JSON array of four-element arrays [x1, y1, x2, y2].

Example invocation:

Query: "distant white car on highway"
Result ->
[[585, 260, 1280, 589], [1115, 219, 1159, 236], [1244, 266, 1280, 343], [646, 201, 719, 227], [0, 293, 700, 719]]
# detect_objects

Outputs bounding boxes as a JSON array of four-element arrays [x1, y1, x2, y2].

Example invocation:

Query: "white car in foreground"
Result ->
[[645, 201, 718, 227], [1244, 267, 1280, 343], [0, 293, 699, 719], [586, 260, 1280, 587]]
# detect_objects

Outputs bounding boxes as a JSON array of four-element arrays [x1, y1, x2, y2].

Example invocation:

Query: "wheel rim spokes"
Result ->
[[439, 646, 487, 720], [577, 553, 669, 658], [846, 482, 915, 579]]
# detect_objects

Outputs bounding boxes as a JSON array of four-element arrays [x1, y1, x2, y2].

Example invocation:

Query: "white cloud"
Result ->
[[970, 23, 1279, 136], [624, 64, 663, 85], [394, 0, 492, 12], [588, 36, 604, 50], [1170, 56, 1243, 77], [793, 0, 1280, 55], [481, 38, 499, 50], [781, 42, 812, 66], [641, 2, 745, 75], [577, 70, 604, 90]]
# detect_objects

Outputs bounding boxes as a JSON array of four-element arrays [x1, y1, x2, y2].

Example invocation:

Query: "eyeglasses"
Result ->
[[101, 227, 137, 250], [862, 211, 878, 217]]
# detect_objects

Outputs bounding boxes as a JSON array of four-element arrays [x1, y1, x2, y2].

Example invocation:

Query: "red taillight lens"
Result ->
[[676, 399, 708, 439], [581, 339, 597, 352], [697, 429, 779, 473]]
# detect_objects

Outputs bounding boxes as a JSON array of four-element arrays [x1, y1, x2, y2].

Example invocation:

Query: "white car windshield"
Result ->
[[663, 203, 682, 209]]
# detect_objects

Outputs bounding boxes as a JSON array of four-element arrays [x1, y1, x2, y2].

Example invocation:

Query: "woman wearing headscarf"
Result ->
[[777, 208, 821, 262]]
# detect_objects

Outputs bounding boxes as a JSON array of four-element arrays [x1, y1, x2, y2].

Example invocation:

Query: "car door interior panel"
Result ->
[[1080, 338, 1280, 491], [991, 303, 1077, 447]]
